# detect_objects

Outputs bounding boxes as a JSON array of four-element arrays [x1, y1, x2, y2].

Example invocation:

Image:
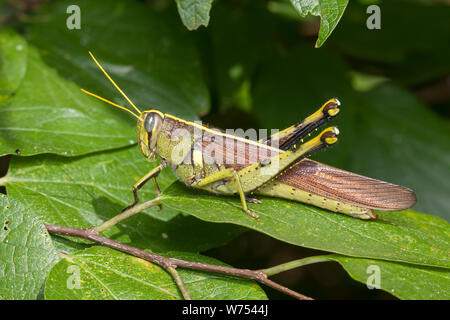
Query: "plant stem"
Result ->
[[262, 256, 332, 276], [45, 223, 312, 300], [166, 266, 192, 300], [94, 197, 161, 233]]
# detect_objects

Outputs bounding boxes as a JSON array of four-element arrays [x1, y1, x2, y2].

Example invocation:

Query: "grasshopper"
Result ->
[[82, 52, 417, 220]]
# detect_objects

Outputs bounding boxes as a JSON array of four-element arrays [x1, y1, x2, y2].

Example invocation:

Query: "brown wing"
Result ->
[[200, 129, 280, 171], [276, 159, 417, 211]]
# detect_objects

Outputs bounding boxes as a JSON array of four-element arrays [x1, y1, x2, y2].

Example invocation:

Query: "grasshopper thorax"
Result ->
[[138, 110, 165, 161]]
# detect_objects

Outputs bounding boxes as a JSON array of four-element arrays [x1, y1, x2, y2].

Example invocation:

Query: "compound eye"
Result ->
[[144, 114, 156, 133]]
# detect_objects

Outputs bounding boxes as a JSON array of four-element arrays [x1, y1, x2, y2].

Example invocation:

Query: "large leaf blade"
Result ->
[[326, 255, 450, 300], [0, 29, 26, 100], [0, 195, 59, 299], [0, 40, 136, 157]]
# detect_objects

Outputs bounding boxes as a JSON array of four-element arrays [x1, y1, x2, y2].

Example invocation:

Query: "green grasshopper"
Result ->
[[82, 52, 417, 220]]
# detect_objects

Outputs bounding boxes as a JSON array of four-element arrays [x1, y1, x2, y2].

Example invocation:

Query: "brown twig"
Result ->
[[45, 223, 312, 300]]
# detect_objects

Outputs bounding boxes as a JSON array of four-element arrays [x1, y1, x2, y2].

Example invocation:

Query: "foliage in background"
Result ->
[[0, 0, 449, 300]]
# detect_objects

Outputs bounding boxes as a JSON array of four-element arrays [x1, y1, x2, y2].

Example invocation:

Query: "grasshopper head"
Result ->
[[138, 110, 165, 161]]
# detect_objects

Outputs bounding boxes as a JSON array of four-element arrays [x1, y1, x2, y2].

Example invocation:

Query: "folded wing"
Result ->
[[276, 159, 417, 211]]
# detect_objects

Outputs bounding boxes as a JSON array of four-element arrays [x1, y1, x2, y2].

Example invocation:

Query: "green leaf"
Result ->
[[44, 246, 267, 300], [159, 183, 450, 269], [51, 235, 93, 255], [346, 85, 450, 220], [175, 0, 214, 30], [290, 0, 349, 47], [0, 195, 59, 299], [2, 146, 244, 252], [326, 255, 450, 300], [252, 45, 450, 221], [209, 2, 278, 111], [28, 0, 209, 120], [0, 29, 26, 100], [330, 1, 450, 85], [0, 0, 210, 157], [0, 31, 136, 157]]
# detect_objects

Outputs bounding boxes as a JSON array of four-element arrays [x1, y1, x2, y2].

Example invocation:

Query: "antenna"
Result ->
[[81, 88, 140, 120], [88, 51, 142, 115]]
